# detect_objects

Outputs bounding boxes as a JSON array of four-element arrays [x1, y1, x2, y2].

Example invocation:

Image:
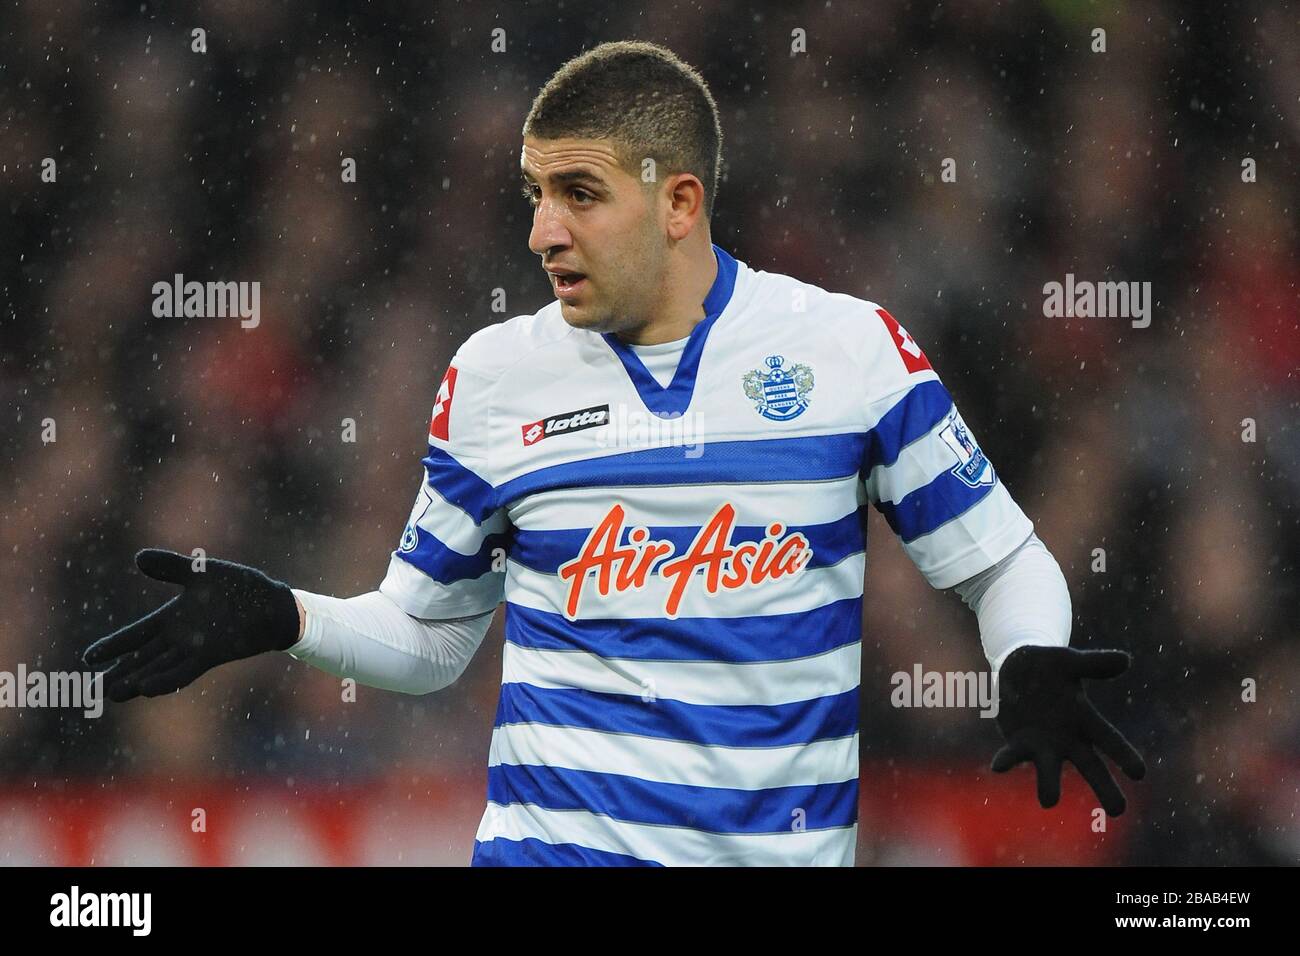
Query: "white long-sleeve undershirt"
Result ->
[[285, 588, 495, 694], [283, 532, 1070, 693], [951, 531, 1072, 672]]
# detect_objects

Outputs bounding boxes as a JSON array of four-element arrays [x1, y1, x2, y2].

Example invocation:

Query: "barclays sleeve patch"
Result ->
[[938, 410, 994, 487]]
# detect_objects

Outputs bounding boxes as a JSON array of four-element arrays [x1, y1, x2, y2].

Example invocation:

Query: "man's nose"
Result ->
[[528, 196, 572, 257]]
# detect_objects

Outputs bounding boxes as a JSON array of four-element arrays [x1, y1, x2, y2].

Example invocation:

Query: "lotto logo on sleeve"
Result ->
[[429, 366, 458, 441], [877, 308, 932, 374]]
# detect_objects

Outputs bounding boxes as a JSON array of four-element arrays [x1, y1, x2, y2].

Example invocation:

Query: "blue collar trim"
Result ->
[[602, 243, 738, 417]]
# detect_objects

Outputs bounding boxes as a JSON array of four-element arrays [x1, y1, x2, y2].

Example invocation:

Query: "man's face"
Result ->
[[521, 135, 668, 334]]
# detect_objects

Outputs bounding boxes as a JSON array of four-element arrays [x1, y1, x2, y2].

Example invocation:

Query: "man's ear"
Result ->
[[664, 173, 706, 240]]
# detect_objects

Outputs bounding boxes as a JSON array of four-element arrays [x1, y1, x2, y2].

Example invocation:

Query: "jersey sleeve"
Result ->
[[378, 357, 510, 618], [859, 305, 1033, 589]]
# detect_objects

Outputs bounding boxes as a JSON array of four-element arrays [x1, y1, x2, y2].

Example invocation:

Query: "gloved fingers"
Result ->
[[82, 598, 176, 667], [991, 740, 1033, 773], [1084, 707, 1146, 780], [1065, 648, 1131, 681], [135, 548, 201, 587], [97, 632, 171, 687], [135, 656, 213, 698], [1067, 743, 1126, 817], [1032, 749, 1063, 809], [104, 645, 185, 703]]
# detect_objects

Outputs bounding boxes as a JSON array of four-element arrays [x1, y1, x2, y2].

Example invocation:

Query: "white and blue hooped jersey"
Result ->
[[380, 244, 1033, 866]]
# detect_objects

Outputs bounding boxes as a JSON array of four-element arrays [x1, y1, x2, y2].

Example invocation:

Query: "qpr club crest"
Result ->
[[938, 410, 994, 488], [742, 355, 814, 422]]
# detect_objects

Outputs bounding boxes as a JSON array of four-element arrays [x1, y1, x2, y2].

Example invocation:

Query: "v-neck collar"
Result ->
[[601, 243, 739, 417]]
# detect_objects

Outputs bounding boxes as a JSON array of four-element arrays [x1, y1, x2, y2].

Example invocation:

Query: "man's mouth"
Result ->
[[548, 269, 588, 297]]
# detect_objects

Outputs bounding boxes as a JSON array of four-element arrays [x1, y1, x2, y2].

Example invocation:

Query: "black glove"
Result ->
[[991, 645, 1146, 816], [82, 548, 301, 703]]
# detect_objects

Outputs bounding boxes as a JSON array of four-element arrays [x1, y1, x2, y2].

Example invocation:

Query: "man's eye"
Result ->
[[520, 184, 594, 206]]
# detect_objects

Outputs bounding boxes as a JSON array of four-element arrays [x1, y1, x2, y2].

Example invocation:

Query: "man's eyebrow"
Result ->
[[520, 168, 608, 188]]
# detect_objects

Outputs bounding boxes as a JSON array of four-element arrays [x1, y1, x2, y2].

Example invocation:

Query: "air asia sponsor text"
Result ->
[[557, 502, 812, 619]]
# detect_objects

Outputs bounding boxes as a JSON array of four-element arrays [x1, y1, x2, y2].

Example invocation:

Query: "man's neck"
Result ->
[[613, 240, 719, 346]]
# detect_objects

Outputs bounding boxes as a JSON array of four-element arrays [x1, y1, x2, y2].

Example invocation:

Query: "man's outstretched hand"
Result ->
[[82, 549, 301, 703], [991, 645, 1146, 816]]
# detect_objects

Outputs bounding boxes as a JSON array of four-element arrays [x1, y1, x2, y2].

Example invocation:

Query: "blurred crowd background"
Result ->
[[1, 0, 1296, 865]]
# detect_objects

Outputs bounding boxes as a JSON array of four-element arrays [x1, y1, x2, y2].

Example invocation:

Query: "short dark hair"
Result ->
[[523, 40, 723, 219]]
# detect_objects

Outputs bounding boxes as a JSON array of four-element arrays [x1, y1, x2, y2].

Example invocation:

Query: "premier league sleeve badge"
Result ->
[[938, 409, 995, 487]]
